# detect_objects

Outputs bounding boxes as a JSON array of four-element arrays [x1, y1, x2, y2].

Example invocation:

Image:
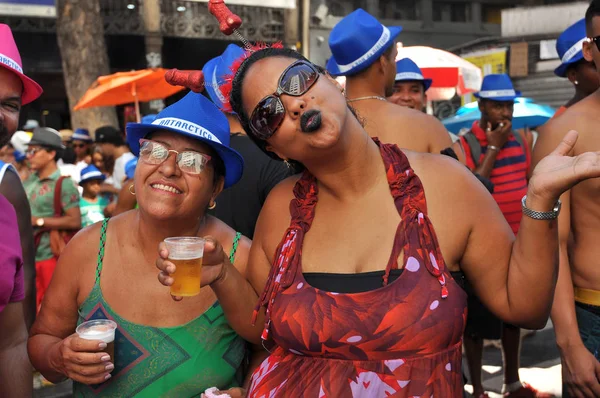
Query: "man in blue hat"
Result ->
[[387, 58, 432, 112], [554, 18, 599, 118], [71, 128, 93, 173], [535, 2, 600, 396], [454, 74, 549, 398], [202, 44, 292, 239], [326, 9, 452, 154]]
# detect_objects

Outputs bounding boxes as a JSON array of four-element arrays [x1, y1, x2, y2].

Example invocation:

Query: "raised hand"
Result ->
[[157, 237, 230, 300], [485, 120, 512, 149], [529, 130, 600, 203]]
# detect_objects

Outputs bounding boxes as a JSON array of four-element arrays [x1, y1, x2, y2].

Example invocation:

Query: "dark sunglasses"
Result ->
[[249, 60, 319, 140], [586, 36, 600, 51], [72, 143, 86, 148]]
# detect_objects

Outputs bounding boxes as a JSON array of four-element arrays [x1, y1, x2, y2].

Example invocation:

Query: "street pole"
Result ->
[[301, 0, 310, 58]]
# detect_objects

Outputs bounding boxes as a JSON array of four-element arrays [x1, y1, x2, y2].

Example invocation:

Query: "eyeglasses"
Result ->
[[138, 139, 212, 175], [72, 143, 87, 149], [26, 147, 46, 157], [586, 36, 600, 51], [249, 60, 319, 140]]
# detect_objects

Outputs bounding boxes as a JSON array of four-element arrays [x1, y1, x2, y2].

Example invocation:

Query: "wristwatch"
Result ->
[[521, 195, 561, 220], [36, 218, 45, 227]]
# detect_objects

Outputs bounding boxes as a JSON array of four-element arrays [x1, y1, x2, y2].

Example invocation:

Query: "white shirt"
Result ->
[[112, 152, 135, 190]]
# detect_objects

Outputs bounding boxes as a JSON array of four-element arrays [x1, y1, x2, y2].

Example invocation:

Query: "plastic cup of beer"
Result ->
[[164, 237, 205, 297], [76, 319, 117, 363]]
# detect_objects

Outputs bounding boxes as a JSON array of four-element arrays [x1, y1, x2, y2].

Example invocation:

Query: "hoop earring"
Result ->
[[128, 184, 135, 195], [208, 201, 216, 210]]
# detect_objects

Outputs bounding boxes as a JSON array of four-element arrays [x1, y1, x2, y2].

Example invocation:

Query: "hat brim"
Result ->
[[27, 138, 64, 150], [554, 53, 584, 77], [0, 64, 43, 105], [79, 175, 106, 186], [126, 122, 244, 188], [326, 26, 403, 77], [71, 135, 93, 142], [474, 90, 520, 101]]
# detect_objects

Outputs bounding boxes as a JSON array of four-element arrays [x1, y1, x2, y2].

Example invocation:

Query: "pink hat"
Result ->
[[0, 24, 42, 105]]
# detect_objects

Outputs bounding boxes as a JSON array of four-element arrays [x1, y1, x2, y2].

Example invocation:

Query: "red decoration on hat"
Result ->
[[164, 69, 205, 93], [208, 0, 242, 36]]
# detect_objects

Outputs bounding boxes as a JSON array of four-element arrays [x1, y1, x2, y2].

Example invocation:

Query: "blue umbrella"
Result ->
[[442, 97, 555, 134]]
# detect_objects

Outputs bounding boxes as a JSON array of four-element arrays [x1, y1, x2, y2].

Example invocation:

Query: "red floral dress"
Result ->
[[249, 140, 468, 397]]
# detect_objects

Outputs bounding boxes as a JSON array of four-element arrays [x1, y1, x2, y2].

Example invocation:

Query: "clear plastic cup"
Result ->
[[164, 237, 205, 297], [76, 319, 117, 362]]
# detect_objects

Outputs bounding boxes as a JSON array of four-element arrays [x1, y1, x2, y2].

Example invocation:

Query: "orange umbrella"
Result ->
[[73, 68, 185, 122]]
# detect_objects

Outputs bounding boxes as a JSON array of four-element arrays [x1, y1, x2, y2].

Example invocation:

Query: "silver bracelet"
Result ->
[[521, 195, 562, 220]]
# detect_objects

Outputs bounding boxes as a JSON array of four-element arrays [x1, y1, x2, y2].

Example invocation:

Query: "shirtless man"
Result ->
[[326, 8, 453, 154], [533, 2, 600, 396]]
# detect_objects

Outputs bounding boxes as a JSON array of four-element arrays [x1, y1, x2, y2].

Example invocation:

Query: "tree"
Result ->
[[56, 0, 118, 134]]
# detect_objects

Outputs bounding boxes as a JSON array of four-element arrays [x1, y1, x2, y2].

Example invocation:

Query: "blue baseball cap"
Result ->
[[394, 58, 432, 91], [555, 19, 586, 78], [203, 44, 245, 112], [474, 74, 519, 102], [126, 91, 244, 188], [79, 164, 106, 186], [71, 128, 93, 142], [326, 9, 402, 77], [125, 157, 138, 180]]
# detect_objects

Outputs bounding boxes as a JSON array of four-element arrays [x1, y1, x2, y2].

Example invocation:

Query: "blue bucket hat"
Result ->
[[79, 164, 106, 186], [555, 18, 586, 78], [326, 9, 402, 77], [126, 91, 244, 188], [394, 58, 432, 91], [71, 128, 93, 142], [474, 74, 519, 102], [141, 114, 157, 124], [203, 44, 245, 112]]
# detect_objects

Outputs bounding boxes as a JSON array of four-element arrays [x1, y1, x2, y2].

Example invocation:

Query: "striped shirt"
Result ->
[[460, 121, 530, 235]]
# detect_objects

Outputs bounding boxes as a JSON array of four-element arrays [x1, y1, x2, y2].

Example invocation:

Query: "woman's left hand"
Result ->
[[201, 387, 246, 397], [529, 130, 600, 203]]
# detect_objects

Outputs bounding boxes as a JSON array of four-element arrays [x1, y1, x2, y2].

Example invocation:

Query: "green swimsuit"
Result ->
[[73, 219, 247, 397]]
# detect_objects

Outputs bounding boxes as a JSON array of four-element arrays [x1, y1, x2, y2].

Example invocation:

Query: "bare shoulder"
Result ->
[[204, 215, 252, 274], [383, 102, 452, 149]]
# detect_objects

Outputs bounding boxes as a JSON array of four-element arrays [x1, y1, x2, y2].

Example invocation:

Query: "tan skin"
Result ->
[[343, 44, 454, 157], [565, 60, 599, 108], [0, 66, 33, 397], [533, 18, 600, 397], [28, 131, 254, 395], [157, 55, 600, 378], [72, 140, 92, 164], [387, 80, 427, 112]]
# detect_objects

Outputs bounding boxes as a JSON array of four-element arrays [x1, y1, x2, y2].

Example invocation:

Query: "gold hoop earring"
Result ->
[[128, 184, 135, 195], [208, 201, 216, 210]]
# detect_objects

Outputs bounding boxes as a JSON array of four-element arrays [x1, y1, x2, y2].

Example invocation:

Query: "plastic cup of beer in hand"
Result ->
[[76, 319, 117, 363], [164, 237, 205, 297]]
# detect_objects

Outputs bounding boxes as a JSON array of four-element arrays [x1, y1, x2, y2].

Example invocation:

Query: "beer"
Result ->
[[170, 256, 203, 296], [164, 237, 205, 297], [76, 319, 117, 364]]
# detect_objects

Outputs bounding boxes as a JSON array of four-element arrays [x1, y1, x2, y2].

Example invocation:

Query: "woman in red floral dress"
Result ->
[[158, 46, 600, 396]]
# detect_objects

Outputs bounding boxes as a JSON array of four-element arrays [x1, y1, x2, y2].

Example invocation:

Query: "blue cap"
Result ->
[[126, 91, 244, 188], [394, 58, 432, 91], [474, 74, 519, 102], [141, 114, 157, 124], [203, 44, 245, 113], [14, 150, 26, 163], [125, 157, 137, 180], [326, 9, 402, 77], [79, 164, 106, 186], [71, 128, 93, 142], [555, 19, 586, 78]]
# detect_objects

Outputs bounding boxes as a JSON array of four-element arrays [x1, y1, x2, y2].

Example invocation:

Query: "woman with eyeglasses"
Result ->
[[28, 92, 253, 397], [155, 46, 600, 396]]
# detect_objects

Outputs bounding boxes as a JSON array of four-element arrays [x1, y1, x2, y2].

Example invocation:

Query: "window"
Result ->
[[433, 2, 471, 23], [379, 0, 420, 21], [482, 4, 515, 24]]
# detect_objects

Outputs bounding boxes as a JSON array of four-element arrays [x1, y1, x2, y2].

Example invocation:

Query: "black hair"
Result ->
[[230, 47, 363, 172], [586, 0, 600, 36]]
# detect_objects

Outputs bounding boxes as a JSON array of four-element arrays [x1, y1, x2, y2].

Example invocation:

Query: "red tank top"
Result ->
[[248, 140, 467, 397]]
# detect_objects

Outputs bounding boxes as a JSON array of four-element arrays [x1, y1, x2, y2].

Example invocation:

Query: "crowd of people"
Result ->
[[3, 1, 600, 397]]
